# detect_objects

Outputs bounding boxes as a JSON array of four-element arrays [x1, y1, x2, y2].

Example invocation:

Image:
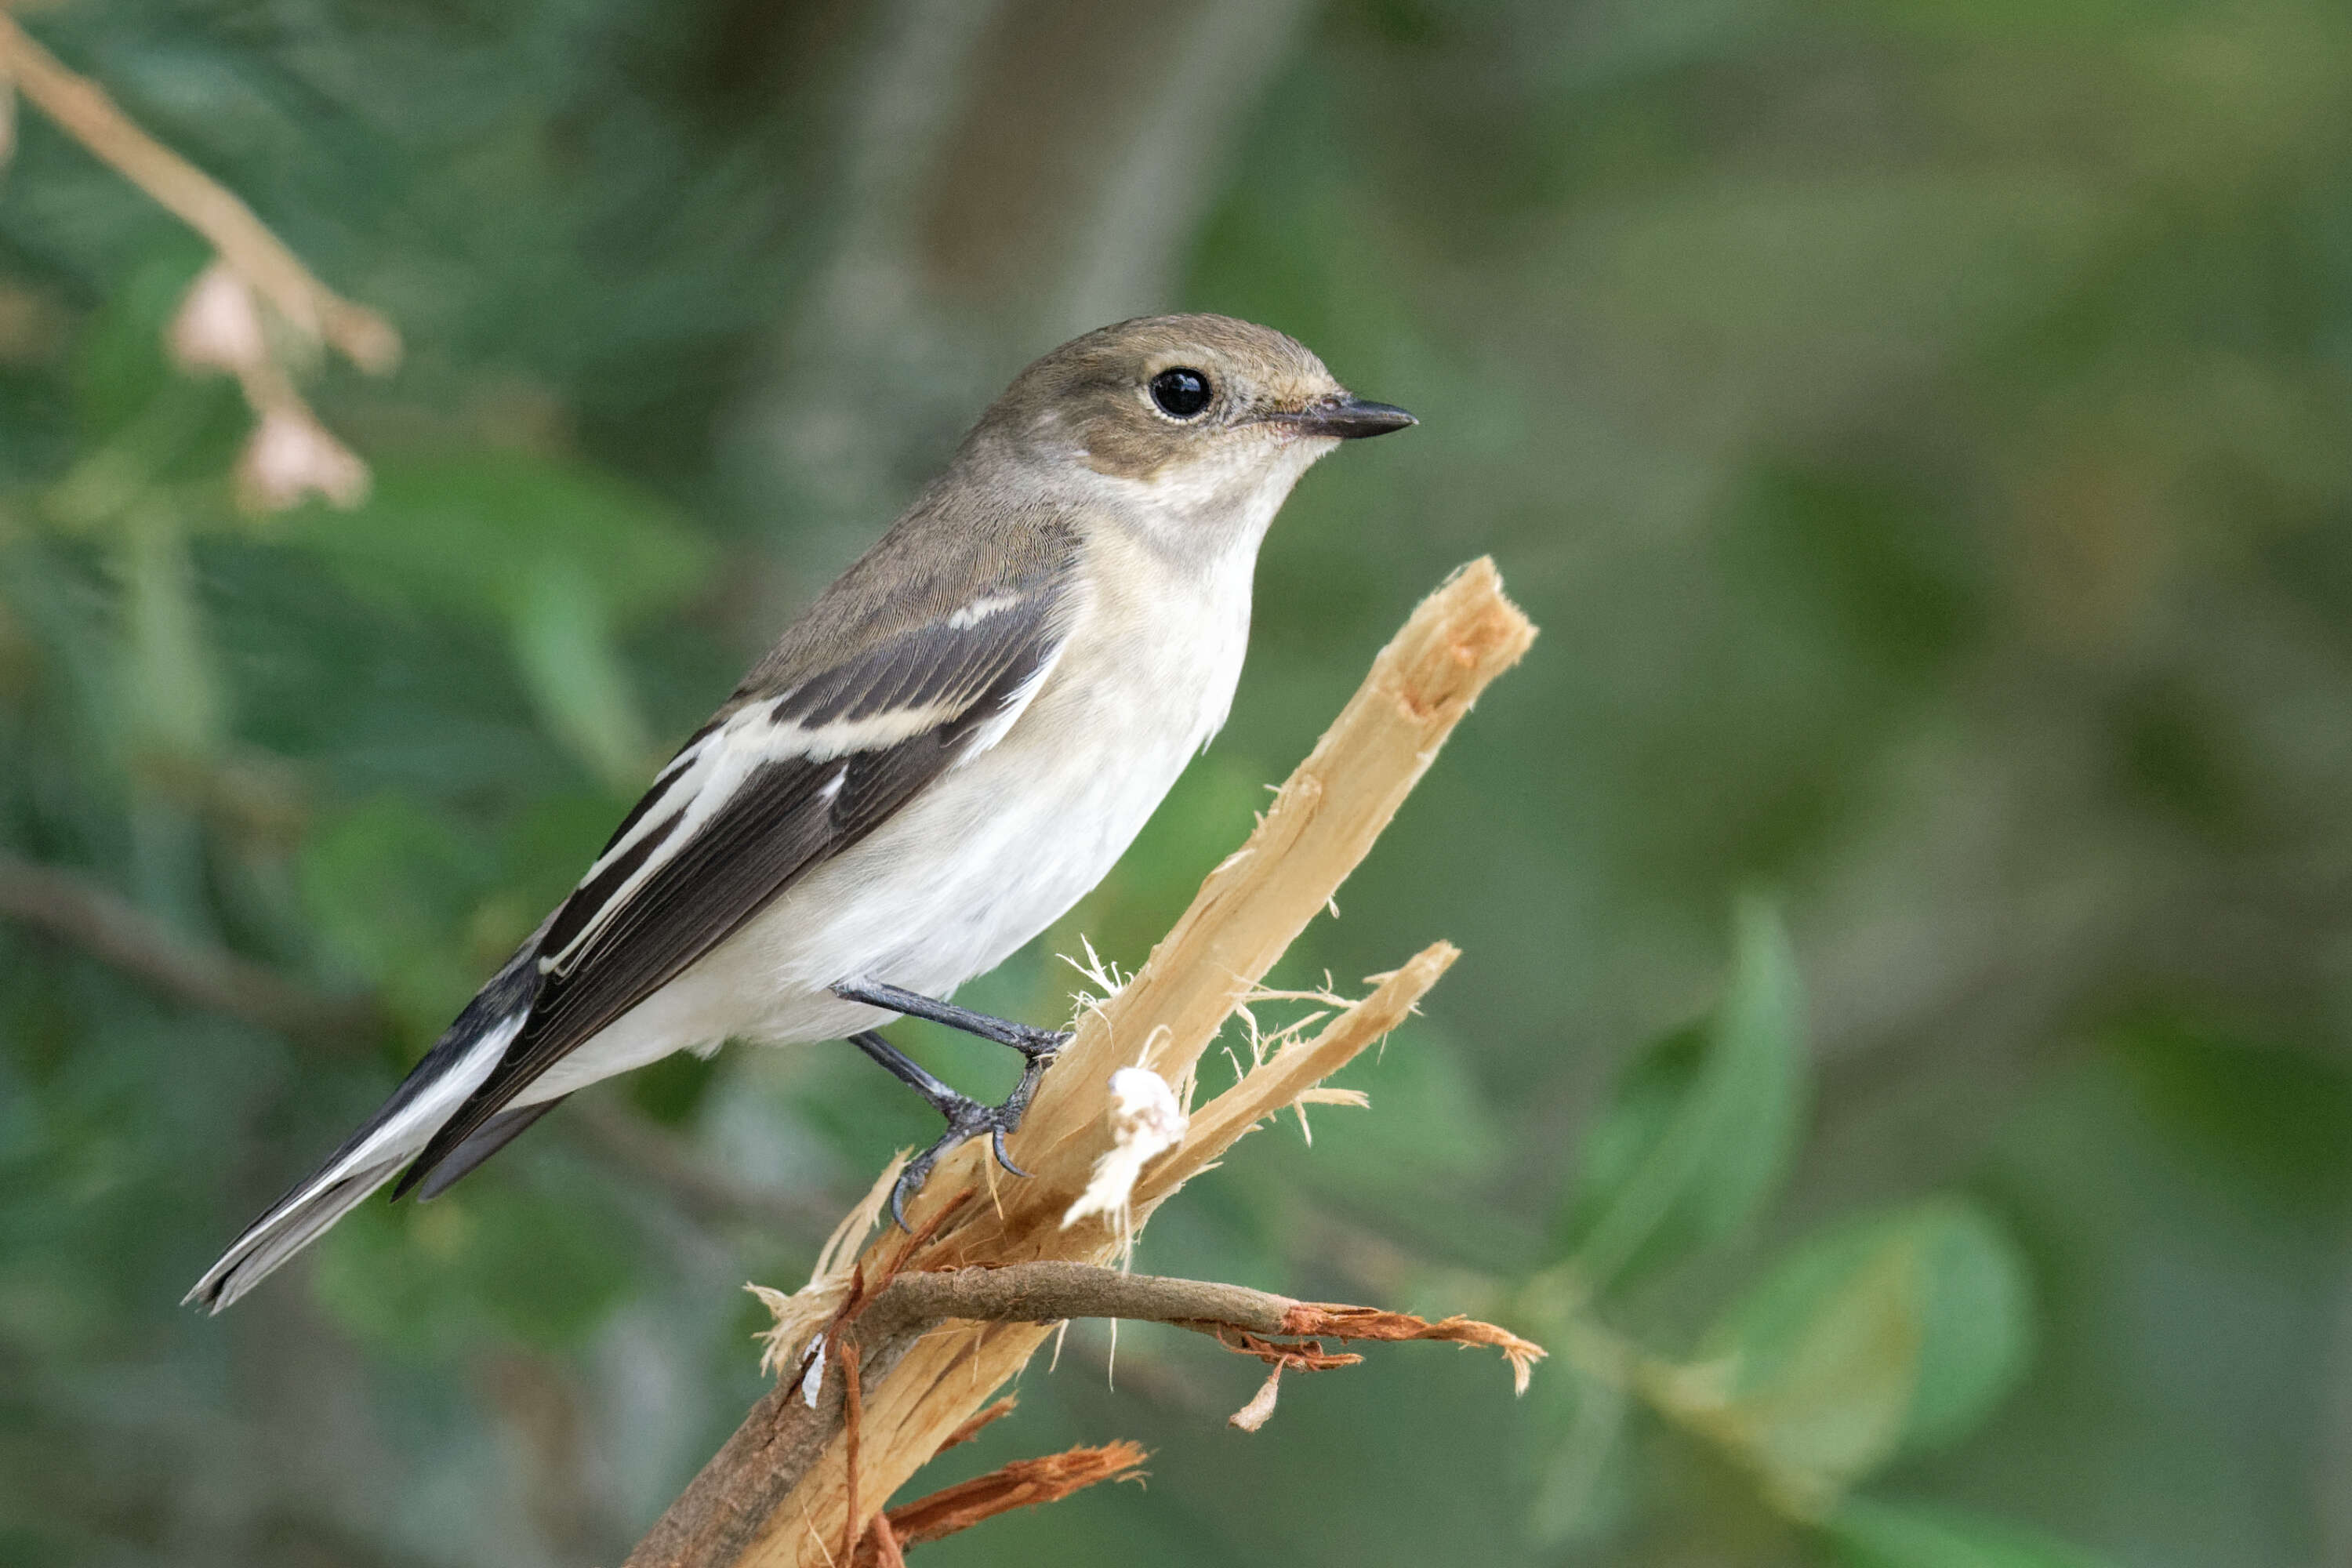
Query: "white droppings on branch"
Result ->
[[1060, 1068, 1187, 1235]]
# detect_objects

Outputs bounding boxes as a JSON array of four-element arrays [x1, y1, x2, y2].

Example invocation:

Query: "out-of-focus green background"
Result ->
[[5, 2, 2351, 1563]]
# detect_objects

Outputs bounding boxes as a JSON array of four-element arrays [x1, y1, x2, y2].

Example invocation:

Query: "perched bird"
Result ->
[[187, 314, 1414, 1311]]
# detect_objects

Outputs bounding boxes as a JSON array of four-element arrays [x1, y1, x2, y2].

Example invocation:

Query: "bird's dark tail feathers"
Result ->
[[185, 946, 541, 1313]]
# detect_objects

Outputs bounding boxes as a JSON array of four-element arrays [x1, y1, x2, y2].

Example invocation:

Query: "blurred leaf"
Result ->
[[309, 1172, 636, 1356], [508, 554, 657, 789], [117, 506, 224, 759], [1690, 1218, 1921, 1513], [2112, 1015, 2352, 1216], [1558, 895, 1806, 1290], [1827, 1495, 2115, 1568], [1526, 1363, 1633, 1547], [1692, 1199, 2032, 1508], [287, 452, 712, 630], [1894, 1204, 2034, 1454], [298, 795, 493, 1036]]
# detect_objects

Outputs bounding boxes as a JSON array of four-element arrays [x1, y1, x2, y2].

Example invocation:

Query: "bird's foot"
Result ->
[[848, 1027, 1067, 1230]]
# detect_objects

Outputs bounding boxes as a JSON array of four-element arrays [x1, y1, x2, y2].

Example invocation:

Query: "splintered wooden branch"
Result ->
[[625, 560, 1537, 1568]]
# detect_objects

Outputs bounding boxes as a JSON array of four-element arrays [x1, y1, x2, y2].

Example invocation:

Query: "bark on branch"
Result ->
[[806, 1259, 1542, 1374]]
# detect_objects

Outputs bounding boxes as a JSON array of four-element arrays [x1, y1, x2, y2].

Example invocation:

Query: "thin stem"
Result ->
[[0, 13, 397, 371]]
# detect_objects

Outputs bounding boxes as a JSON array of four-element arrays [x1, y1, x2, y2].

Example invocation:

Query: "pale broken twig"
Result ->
[[626, 561, 1535, 1568]]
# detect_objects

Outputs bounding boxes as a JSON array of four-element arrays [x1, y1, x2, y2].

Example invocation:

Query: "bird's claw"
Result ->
[[887, 1045, 1059, 1230], [887, 1155, 931, 1233], [1011, 1025, 1071, 1059]]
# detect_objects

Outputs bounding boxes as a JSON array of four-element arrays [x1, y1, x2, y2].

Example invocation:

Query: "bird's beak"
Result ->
[[1276, 394, 1419, 440]]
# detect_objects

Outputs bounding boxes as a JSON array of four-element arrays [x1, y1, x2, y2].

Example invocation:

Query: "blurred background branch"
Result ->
[[0, 845, 381, 1044], [0, 846, 839, 1238]]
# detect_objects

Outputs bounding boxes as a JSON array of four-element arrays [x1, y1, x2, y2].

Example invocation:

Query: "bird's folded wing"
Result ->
[[395, 572, 1072, 1192]]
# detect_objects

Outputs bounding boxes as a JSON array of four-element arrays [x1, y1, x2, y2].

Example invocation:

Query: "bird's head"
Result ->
[[973, 314, 1415, 547]]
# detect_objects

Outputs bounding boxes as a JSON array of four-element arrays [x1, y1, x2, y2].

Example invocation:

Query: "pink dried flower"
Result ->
[[168, 261, 267, 378], [235, 406, 369, 512]]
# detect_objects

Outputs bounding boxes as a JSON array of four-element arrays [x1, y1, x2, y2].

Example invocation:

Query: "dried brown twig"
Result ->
[[0, 13, 394, 510], [781, 1259, 1541, 1385], [0, 14, 395, 372], [847, 1439, 1149, 1567], [843, 1261, 1542, 1453], [627, 560, 1538, 1568]]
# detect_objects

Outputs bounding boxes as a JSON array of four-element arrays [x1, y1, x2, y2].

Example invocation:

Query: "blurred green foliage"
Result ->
[[1556, 895, 1806, 1292], [1526, 909, 2042, 1554], [6, 0, 2352, 1565]]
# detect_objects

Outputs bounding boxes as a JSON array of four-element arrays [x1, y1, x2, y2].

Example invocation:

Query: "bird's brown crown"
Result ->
[[978, 314, 1348, 482]]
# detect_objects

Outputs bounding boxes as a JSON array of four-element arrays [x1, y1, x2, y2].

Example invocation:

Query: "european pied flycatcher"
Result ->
[[190, 314, 1414, 1310]]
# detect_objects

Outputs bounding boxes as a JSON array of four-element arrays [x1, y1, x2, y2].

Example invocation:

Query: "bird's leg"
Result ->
[[842, 1012, 1062, 1229], [830, 978, 1071, 1057]]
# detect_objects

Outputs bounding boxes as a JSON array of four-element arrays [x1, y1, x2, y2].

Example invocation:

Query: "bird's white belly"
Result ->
[[522, 573, 1247, 1101], [747, 672, 1202, 1010]]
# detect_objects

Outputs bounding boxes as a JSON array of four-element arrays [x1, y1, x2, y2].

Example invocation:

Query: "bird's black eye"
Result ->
[[1149, 367, 1213, 419]]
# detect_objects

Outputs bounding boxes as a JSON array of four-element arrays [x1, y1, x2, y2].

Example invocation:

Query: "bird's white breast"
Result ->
[[766, 522, 1257, 1000], [524, 527, 1261, 1095]]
